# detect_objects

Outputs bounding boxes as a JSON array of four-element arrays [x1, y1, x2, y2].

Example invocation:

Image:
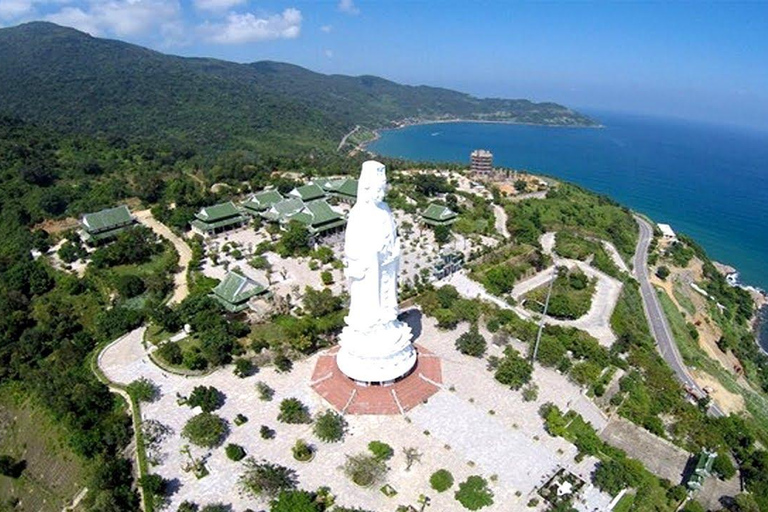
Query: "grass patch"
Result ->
[[612, 491, 636, 512], [525, 267, 595, 320], [672, 279, 696, 316]]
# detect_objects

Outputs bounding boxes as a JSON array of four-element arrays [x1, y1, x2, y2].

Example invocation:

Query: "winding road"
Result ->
[[633, 216, 724, 417]]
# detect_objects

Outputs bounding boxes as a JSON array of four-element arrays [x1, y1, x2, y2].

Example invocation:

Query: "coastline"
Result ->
[[358, 117, 603, 153]]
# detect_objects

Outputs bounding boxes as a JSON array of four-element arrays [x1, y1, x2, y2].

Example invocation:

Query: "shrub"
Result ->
[[278, 398, 311, 424], [256, 381, 275, 401], [656, 266, 670, 280], [274, 352, 293, 373], [313, 410, 347, 443], [234, 357, 255, 378], [200, 505, 229, 512], [321, 270, 334, 285], [177, 501, 199, 512], [430, 469, 454, 492], [292, 439, 313, 461], [234, 413, 248, 426], [368, 441, 394, 461], [455, 325, 487, 357], [454, 475, 494, 510], [187, 385, 224, 412], [157, 341, 183, 365], [238, 459, 297, 498], [127, 377, 159, 403], [343, 453, 388, 487], [182, 413, 228, 448], [226, 443, 246, 461], [260, 425, 276, 440]]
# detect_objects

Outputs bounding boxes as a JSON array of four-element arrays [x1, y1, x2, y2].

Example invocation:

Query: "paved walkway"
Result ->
[[443, 260, 622, 347], [135, 210, 191, 305], [409, 392, 559, 495]]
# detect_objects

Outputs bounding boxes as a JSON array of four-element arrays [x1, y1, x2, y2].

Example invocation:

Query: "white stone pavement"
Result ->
[[98, 316, 613, 512]]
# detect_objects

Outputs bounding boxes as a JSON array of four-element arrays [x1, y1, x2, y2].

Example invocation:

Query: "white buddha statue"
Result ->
[[336, 160, 417, 383]]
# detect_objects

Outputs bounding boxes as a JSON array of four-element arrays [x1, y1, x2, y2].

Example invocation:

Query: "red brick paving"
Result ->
[[310, 345, 442, 415]]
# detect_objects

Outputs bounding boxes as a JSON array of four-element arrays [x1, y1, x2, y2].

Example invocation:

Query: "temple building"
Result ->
[[288, 183, 325, 203], [80, 205, 137, 245], [262, 197, 346, 237], [209, 270, 269, 313], [420, 203, 458, 226], [316, 177, 359, 204], [191, 202, 249, 237], [241, 189, 283, 216]]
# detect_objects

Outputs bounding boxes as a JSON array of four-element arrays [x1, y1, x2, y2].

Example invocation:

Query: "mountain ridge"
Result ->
[[0, 22, 598, 154]]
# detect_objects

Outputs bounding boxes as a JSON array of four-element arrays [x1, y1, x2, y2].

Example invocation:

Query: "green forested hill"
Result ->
[[0, 22, 596, 154]]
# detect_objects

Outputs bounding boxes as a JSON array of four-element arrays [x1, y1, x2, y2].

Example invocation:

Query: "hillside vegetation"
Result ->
[[0, 22, 596, 156]]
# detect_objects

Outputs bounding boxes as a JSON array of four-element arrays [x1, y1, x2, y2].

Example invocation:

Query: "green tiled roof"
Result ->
[[263, 197, 305, 221], [81, 224, 134, 242], [82, 205, 134, 234], [210, 271, 267, 312], [334, 178, 358, 198], [305, 200, 344, 226], [242, 189, 283, 212], [421, 203, 457, 224], [196, 201, 242, 222], [289, 183, 325, 202]]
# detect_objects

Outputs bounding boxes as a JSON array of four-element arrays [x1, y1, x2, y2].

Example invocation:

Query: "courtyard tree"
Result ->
[[239, 459, 298, 498], [225, 443, 246, 461], [313, 410, 347, 442], [277, 220, 310, 257], [368, 441, 394, 461], [430, 469, 454, 492], [126, 377, 159, 403], [234, 357, 254, 378], [454, 475, 494, 510], [494, 347, 533, 390], [270, 490, 322, 512], [182, 413, 228, 448], [277, 398, 312, 424], [187, 385, 224, 412], [343, 453, 388, 487], [455, 324, 487, 357]]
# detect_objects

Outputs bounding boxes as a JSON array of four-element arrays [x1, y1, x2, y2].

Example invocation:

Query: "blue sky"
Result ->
[[2, 0, 767, 130]]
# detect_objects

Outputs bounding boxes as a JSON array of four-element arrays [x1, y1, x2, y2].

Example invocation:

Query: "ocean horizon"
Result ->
[[369, 110, 768, 295]]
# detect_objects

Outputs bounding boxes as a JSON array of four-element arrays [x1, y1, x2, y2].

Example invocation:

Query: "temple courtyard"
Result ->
[[99, 311, 614, 512]]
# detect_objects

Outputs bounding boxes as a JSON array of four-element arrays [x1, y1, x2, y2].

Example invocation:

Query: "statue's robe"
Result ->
[[344, 200, 400, 332]]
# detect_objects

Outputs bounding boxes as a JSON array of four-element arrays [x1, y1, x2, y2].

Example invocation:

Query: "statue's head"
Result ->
[[358, 160, 387, 204]]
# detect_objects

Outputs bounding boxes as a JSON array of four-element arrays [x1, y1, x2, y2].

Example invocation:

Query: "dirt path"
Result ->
[[337, 124, 360, 151], [62, 487, 88, 511], [135, 210, 191, 305], [492, 204, 509, 238]]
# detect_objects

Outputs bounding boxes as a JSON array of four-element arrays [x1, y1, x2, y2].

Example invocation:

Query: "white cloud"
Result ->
[[203, 7, 302, 44], [45, 0, 180, 36], [337, 0, 358, 15], [0, 0, 33, 20], [320, 24, 331, 33], [193, 0, 243, 13], [324, 48, 332, 58]]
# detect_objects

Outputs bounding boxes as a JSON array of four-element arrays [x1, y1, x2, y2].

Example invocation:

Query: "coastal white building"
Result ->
[[658, 223, 677, 241]]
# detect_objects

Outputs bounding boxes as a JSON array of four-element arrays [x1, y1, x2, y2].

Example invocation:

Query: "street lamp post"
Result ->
[[531, 267, 559, 363]]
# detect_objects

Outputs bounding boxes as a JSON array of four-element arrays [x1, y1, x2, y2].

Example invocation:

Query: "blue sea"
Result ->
[[370, 111, 768, 293]]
